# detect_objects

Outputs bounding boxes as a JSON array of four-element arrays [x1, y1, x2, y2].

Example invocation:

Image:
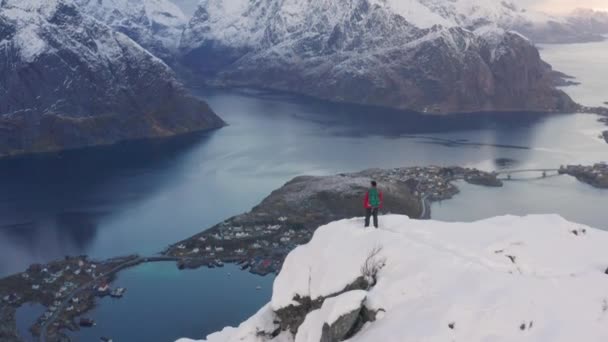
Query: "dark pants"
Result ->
[[365, 208, 379, 228]]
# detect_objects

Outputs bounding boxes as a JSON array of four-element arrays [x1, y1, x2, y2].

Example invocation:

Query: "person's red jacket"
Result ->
[[364, 190, 384, 209]]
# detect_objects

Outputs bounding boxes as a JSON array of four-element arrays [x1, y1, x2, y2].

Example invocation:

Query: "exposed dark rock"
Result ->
[[448, 322, 455, 330], [344, 306, 383, 340], [275, 277, 370, 334], [464, 170, 503, 187], [549, 70, 581, 87], [604, 267, 608, 275], [602, 131, 608, 144], [320, 304, 363, 342]]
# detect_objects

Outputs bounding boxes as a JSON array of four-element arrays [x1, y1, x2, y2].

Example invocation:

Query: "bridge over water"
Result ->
[[494, 168, 562, 181]]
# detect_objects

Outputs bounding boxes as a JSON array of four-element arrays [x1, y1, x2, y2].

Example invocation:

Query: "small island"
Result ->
[[559, 164, 608, 189], [0, 164, 604, 341]]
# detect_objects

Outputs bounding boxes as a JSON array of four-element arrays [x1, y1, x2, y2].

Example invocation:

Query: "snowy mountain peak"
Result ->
[[178, 215, 608, 342], [74, 0, 188, 59], [180, 0, 575, 114], [0, 0, 224, 157]]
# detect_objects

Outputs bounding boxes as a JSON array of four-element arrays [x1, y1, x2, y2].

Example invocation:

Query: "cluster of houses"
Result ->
[[0, 256, 130, 335], [168, 213, 312, 276], [560, 163, 608, 188], [377, 166, 460, 200]]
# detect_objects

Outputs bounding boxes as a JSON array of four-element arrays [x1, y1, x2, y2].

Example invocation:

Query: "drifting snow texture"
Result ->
[[179, 215, 608, 342]]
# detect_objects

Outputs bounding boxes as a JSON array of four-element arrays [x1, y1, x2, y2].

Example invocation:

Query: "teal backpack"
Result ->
[[369, 188, 380, 208]]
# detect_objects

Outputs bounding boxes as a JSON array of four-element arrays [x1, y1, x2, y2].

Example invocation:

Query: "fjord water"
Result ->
[[1, 41, 606, 341], [1, 92, 606, 275]]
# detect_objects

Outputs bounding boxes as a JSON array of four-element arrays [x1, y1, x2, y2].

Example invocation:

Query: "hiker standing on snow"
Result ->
[[364, 181, 383, 228]]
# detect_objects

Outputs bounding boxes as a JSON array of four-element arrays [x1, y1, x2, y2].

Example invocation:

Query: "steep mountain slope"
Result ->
[[180, 0, 576, 114], [75, 0, 188, 60], [0, 0, 225, 158], [178, 215, 608, 342]]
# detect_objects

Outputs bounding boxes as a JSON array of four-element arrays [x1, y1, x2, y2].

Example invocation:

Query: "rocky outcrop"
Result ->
[[602, 131, 608, 144], [0, 0, 225, 158], [180, 0, 576, 114], [464, 170, 503, 187], [275, 280, 370, 335]]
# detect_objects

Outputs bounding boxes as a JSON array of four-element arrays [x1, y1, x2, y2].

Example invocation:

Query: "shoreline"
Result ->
[[1, 164, 606, 341]]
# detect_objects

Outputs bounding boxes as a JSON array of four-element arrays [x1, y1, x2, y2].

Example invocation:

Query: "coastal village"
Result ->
[[1, 164, 606, 341], [0, 255, 137, 341], [559, 163, 608, 188]]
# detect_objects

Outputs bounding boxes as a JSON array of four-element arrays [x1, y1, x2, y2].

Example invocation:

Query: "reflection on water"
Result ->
[[0, 133, 214, 275]]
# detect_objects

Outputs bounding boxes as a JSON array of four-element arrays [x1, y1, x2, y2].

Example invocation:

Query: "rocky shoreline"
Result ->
[[3, 164, 608, 341], [559, 164, 608, 189]]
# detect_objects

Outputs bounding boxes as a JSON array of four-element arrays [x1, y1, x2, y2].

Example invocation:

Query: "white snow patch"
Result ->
[[13, 25, 47, 62]]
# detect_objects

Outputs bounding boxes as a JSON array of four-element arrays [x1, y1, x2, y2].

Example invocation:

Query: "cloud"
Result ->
[[528, 0, 608, 13]]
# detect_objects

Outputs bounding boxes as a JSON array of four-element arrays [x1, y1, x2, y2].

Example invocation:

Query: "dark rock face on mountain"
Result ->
[[179, 0, 576, 114], [0, 0, 224, 158]]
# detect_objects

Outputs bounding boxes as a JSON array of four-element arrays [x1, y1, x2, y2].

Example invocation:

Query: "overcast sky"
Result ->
[[171, 0, 608, 17]]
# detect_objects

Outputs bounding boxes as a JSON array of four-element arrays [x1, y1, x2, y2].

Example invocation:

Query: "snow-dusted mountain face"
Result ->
[[180, 0, 576, 114], [75, 0, 188, 61], [0, 0, 224, 157], [178, 215, 608, 342]]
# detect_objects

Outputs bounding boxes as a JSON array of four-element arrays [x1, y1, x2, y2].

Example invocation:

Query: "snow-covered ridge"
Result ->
[[178, 0, 576, 114], [74, 0, 187, 59], [179, 0, 553, 52], [179, 215, 608, 342]]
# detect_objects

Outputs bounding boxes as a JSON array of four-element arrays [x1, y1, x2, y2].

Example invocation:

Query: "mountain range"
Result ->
[[179, 0, 577, 114], [2, 0, 608, 157]]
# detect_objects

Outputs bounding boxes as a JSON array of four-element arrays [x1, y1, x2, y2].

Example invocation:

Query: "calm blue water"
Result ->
[[0, 43, 606, 341], [68, 263, 273, 342], [15, 303, 45, 342]]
